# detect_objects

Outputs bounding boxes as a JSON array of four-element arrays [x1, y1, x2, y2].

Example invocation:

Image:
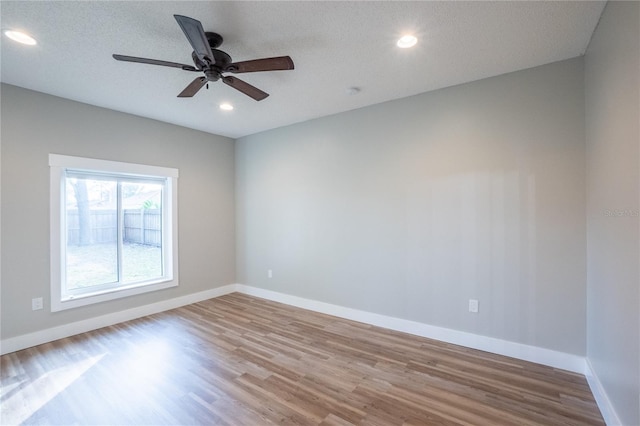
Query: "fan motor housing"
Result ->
[[211, 49, 232, 67]]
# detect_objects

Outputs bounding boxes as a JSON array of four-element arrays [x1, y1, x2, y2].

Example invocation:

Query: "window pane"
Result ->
[[65, 178, 118, 290], [121, 181, 163, 283]]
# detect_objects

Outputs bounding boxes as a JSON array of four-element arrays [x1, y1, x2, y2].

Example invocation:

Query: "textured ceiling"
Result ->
[[1, 1, 605, 138]]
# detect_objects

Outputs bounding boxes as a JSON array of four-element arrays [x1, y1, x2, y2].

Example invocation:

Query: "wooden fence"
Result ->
[[67, 209, 161, 246]]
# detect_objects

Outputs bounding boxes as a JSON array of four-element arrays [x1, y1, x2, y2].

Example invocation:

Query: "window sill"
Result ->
[[52, 278, 178, 312]]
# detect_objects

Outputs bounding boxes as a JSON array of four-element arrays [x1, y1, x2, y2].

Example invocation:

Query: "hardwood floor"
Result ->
[[1, 293, 604, 425]]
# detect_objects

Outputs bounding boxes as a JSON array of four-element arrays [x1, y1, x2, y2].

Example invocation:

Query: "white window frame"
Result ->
[[49, 154, 179, 312]]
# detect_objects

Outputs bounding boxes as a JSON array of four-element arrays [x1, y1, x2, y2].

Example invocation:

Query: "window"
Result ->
[[50, 154, 178, 311]]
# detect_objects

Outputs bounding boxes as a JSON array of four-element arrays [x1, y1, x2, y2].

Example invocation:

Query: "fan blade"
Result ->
[[174, 15, 215, 65], [178, 77, 208, 97], [222, 76, 268, 101], [224, 56, 294, 73], [113, 54, 197, 71]]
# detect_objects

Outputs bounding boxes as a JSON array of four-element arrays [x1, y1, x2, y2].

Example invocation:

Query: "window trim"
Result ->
[[50, 154, 179, 312]]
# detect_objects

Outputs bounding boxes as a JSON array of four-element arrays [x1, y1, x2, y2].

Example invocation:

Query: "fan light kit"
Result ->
[[219, 103, 234, 111], [4, 30, 37, 45], [113, 15, 294, 101], [397, 35, 417, 48]]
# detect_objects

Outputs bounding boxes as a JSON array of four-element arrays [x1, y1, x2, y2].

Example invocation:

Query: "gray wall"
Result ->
[[1, 84, 236, 339], [585, 1, 640, 424], [237, 58, 587, 356]]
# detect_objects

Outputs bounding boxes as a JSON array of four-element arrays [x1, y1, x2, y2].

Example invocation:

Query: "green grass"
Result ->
[[66, 242, 162, 289]]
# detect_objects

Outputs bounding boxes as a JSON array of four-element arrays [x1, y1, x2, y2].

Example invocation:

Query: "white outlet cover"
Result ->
[[469, 299, 479, 313], [32, 297, 44, 311]]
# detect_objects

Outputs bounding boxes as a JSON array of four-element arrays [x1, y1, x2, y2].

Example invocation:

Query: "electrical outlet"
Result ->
[[468, 299, 479, 313], [268, 269, 273, 279], [32, 297, 43, 311]]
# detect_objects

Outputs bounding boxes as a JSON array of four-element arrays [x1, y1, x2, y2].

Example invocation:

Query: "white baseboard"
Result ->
[[584, 359, 622, 426], [0, 284, 237, 355], [235, 284, 586, 374]]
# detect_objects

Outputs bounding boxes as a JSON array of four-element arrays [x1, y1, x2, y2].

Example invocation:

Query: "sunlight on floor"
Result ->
[[124, 338, 172, 385], [0, 354, 104, 425]]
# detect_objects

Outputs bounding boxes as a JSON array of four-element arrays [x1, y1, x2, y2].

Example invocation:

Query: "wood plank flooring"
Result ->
[[1, 293, 604, 425]]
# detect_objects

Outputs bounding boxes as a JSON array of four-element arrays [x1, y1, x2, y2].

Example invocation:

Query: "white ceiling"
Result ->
[[1, 1, 605, 139]]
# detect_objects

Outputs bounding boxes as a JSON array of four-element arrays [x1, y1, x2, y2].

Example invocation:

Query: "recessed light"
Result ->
[[396, 35, 417, 49], [219, 103, 234, 111], [4, 30, 37, 45]]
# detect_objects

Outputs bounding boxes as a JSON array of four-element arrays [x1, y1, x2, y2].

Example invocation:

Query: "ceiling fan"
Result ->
[[113, 15, 294, 101]]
